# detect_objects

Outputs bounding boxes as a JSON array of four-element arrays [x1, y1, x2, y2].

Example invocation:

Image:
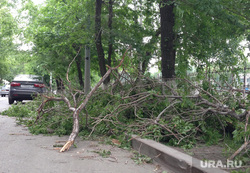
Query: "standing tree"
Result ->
[[159, 0, 248, 80], [95, 0, 110, 86], [160, 0, 176, 81], [107, 0, 114, 67]]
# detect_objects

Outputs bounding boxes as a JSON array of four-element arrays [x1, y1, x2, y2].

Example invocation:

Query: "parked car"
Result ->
[[1, 85, 10, 97], [8, 74, 46, 104]]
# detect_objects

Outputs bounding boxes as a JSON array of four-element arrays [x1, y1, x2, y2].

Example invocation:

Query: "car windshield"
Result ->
[[13, 75, 43, 82]]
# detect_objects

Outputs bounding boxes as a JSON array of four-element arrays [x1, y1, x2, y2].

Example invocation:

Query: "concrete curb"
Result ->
[[130, 135, 228, 173]]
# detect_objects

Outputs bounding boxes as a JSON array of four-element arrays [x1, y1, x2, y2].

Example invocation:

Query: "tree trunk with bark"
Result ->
[[56, 78, 65, 91], [75, 55, 84, 89], [95, 0, 110, 85], [108, 0, 113, 67], [160, 0, 176, 81]]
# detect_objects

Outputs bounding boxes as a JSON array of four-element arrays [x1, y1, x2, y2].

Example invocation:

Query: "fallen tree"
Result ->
[[37, 47, 131, 152], [33, 49, 249, 162], [82, 72, 249, 160]]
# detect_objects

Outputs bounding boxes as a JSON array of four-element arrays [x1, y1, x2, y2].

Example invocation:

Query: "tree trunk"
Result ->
[[59, 47, 130, 152], [56, 78, 65, 91], [108, 0, 113, 67], [160, 0, 176, 81], [75, 55, 84, 89], [95, 0, 110, 85], [72, 43, 84, 89]]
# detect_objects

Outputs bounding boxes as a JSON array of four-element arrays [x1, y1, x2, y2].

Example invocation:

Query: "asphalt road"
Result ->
[[0, 96, 10, 112], [0, 97, 164, 173]]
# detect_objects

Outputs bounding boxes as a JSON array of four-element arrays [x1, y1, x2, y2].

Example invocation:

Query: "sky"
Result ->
[[32, 0, 45, 5]]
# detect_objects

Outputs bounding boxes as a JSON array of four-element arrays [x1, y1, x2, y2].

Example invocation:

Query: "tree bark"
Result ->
[[160, 0, 176, 81], [108, 0, 113, 67], [75, 55, 84, 89], [95, 0, 110, 85], [56, 78, 65, 91], [72, 44, 84, 88]]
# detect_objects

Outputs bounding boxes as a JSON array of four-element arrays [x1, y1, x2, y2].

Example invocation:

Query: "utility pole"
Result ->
[[84, 45, 91, 95], [84, 14, 91, 95]]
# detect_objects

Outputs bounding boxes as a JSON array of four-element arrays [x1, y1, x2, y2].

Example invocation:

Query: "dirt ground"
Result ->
[[174, 144, 227, 162]]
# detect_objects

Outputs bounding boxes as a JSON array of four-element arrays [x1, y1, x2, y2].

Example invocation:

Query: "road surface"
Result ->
[[0, 96, 10, 112], [0, 97, 165, 173]]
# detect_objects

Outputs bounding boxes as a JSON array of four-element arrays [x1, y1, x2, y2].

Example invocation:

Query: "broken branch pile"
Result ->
[[34, 51, 249, 161]]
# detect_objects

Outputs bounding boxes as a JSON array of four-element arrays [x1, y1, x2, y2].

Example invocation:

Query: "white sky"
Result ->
[[33, 0, 45, 5], [241, 40, 250, 59]]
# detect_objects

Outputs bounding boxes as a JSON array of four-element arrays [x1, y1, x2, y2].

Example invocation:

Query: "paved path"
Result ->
[[0, 96, 10, 112], [0, 98, 164, 173]]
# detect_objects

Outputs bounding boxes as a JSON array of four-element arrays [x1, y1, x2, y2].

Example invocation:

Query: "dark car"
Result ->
[[8, 74, 46, 104]]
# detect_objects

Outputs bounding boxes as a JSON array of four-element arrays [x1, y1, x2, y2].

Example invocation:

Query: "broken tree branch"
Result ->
[[228, 141, 249, 160], [228, 111, 249, 160], [59, 46, 131, 152], [66, 46, 82, 83]]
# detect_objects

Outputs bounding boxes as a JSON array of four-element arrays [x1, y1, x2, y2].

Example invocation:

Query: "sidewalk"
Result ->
[[0, 115, 166, 173]]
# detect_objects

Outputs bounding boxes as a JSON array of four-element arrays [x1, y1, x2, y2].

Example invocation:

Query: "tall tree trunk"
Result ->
[[72, 44, 84, 89], [160, 0, 176, 81], [75, 55, 84, 89], [95, 0, 110, 85], [108, 0, 113, 67]]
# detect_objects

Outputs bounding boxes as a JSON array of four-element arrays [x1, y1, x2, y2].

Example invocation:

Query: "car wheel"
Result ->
[[8, 97, 14, 104]]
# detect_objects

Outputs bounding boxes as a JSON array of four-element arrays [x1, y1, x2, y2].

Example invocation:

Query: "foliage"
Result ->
[[1, 0, 249, 166], [4, 71, 248, 148], [131, 151, 152, 165], [2, 69, 249, 167], [175, 0, 248, 77], [0, 0, 247, 87], [1, 101, 36, 118], [233, 121, 250, 143], [2, 97, 74, 136], [231, 169, 250, 173], [0, 0, 17, 82]]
